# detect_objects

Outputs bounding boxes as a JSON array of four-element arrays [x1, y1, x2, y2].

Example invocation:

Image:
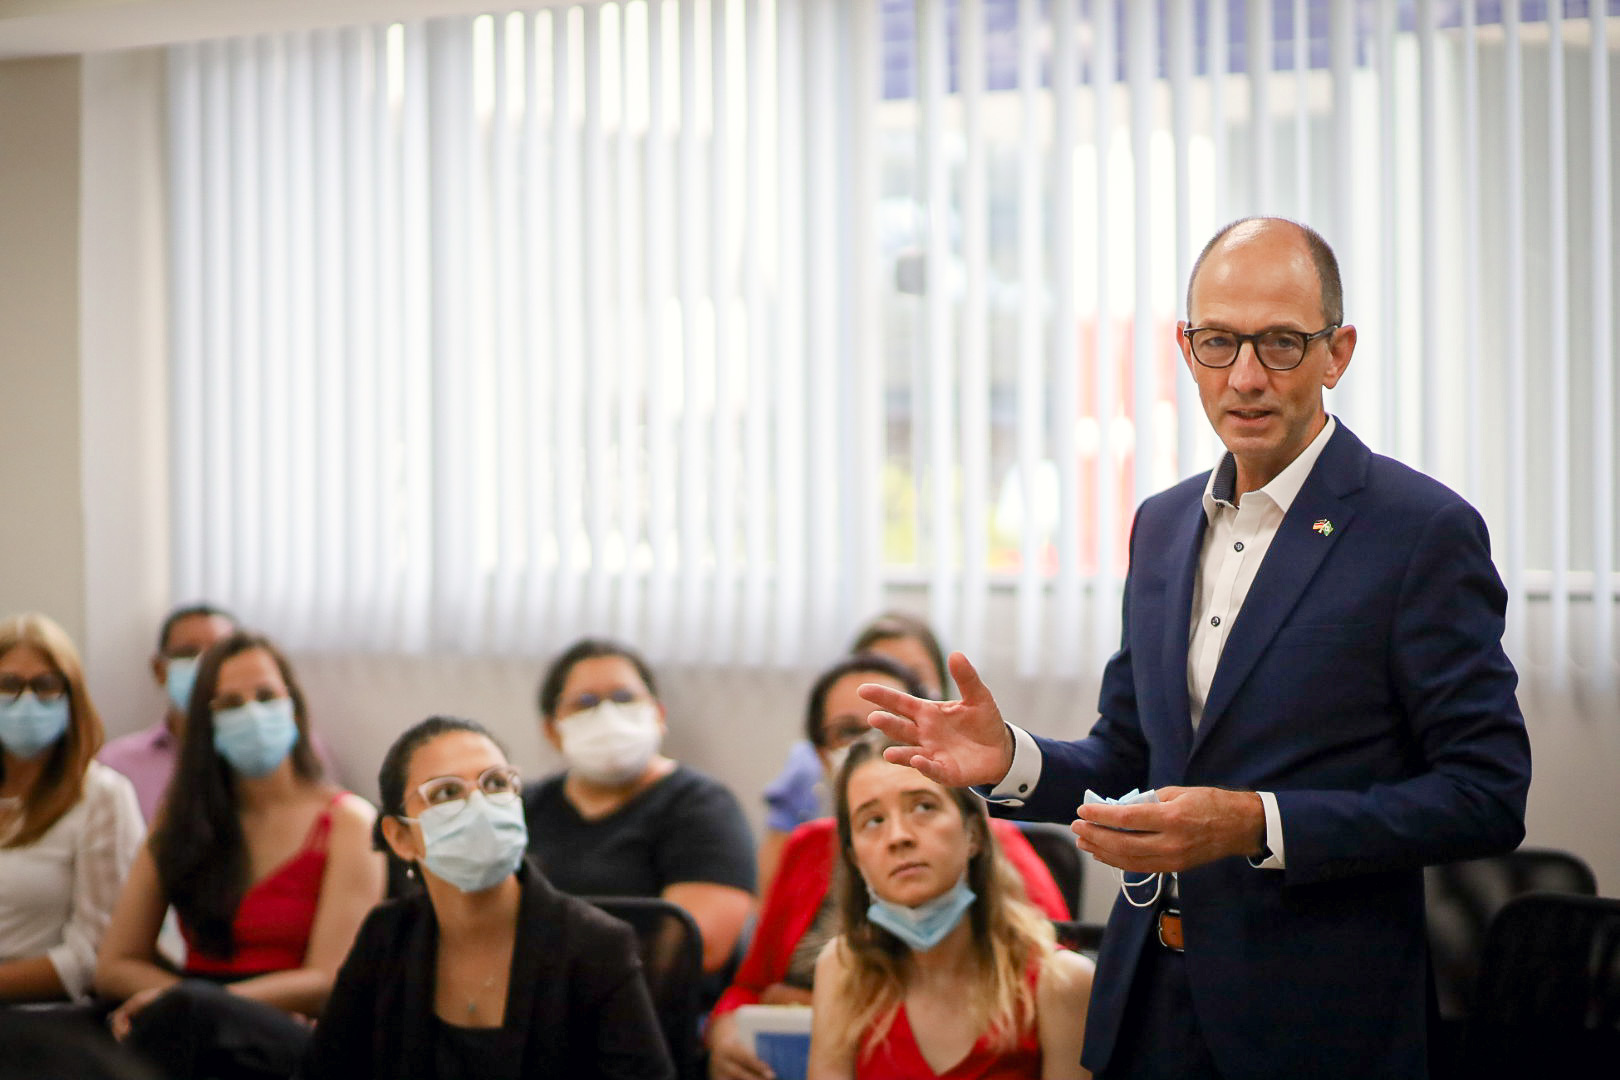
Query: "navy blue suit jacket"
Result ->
[[1011, 423, 1531, 1079]]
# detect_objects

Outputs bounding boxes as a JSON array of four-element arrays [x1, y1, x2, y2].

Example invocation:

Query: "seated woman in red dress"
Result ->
[[807, 734, 1093, 1080], [707, 656, 1073, 1080], [95, 631, 384, 1080]]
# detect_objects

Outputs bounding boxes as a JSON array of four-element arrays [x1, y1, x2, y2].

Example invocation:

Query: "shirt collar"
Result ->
[[1202, 414, 1337, 522]]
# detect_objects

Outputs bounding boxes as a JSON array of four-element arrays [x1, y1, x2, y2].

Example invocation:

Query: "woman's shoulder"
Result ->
[[1036, 946, 1094, 1001], [659, 764, 746, 811], [82, 759, 139, 802]]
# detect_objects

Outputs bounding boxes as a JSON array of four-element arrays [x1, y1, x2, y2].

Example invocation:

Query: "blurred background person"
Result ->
[[523, 638, 755, 991], [807, 735, 1091, 1079], [302, 715, 674, 1080], [0, 613, 143, 1006], [757, 614, 950, 894], [96, 631, 383, 1080]]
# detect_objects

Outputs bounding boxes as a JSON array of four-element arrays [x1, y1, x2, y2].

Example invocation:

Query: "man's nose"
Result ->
[[1228, 341, 1270, 392]]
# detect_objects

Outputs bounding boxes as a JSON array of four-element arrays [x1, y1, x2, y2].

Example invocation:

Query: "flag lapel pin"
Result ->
[[1312, 519, 1334, 537]]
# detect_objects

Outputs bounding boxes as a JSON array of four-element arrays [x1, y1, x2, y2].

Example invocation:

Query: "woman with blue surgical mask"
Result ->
[[523, 639, 756, 988], [301, 716, 674, 1080], [96, 631, 384, 1080], [0, 612, 143, 1005], [807, 734, 1094, 1080]]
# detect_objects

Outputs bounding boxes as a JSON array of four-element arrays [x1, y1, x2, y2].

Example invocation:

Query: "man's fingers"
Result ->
[[868, 710, 919, 745], [948, 652, 993, 704], [858, 681, 923, 716]]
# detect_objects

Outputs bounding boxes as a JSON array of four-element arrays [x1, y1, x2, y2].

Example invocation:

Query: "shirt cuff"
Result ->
[[974, 724, 1042, 807], [1247, 790, 1286, 870]]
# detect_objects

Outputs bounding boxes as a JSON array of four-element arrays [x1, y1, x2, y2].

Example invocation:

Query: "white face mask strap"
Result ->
[[1114, 866, 1164, 908]]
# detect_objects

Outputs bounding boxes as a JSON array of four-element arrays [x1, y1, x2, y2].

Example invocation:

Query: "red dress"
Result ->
[[182, 792, 344, 975], [710, 818, 1069, 1021], [856, 974, 1043, 1080]]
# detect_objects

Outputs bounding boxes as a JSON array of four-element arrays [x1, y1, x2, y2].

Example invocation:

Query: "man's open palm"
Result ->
[[859, 652, 1014, 788]]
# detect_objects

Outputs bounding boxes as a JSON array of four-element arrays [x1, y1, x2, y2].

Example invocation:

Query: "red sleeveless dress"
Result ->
[[855, 968, 1044, 1080], [182, 792, 344, 976]]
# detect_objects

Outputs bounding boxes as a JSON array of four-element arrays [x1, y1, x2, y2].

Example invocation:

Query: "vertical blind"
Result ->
[[170, 0, 1618, 694]]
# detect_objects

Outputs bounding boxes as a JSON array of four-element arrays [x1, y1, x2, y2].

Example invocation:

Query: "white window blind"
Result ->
[[170, 1, 1618, 694]]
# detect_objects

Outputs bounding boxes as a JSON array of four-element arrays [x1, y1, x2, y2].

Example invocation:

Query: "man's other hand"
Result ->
[[860, 652, 1014, 789], [1071, 786, 1266, 874]]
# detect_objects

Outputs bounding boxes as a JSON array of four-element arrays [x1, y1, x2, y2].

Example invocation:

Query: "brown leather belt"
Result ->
[[1157, 906, 1185, 952]]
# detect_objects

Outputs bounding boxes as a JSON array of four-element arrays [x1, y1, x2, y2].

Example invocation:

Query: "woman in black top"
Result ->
[[300, 716, 672, 1080]]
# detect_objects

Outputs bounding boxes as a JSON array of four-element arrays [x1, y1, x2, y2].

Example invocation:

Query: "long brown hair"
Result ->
[[150, 631, 322, 957], [0, 613, 104, 848], [823, 733, 1054, 1059]]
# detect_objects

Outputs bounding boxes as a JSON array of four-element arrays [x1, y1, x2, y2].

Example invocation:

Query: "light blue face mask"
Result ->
[[212, 698, 300, 778], [403, 791, 529, 893], [0, 692, 71, 760], [165, 657, 199, 714], [1084, 788, 1165, 907], [866, 872, 977, 952]]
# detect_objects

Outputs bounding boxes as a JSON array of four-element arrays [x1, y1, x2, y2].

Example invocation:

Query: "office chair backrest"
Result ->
[[588, 895, 705, 1080], [1013, 820, 1084, 919], [1461, 892, 1620, 1077], [1425, 846, 1597, 1018]]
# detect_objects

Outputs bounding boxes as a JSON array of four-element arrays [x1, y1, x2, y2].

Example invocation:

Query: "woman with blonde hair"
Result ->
[[0, 612, 143, 1004], [808, 734, 1092, 1079]]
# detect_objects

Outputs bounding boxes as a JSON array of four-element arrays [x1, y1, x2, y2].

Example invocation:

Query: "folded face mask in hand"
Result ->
[[1081, 787, 1160, 832]]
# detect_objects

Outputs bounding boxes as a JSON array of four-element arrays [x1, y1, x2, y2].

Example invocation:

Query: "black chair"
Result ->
[[1051, 918, 1106, 961], [588, 896, 705, 1080], [1458, 892, 1620, 1077], [1013, 820, 1085, 919], [1425, 847, 1598, 1078]]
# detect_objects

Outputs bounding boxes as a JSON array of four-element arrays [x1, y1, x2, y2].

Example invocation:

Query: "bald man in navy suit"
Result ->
[[865, 218, 1531, 1080]]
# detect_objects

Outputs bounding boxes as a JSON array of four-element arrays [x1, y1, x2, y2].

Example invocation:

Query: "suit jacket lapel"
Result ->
[[1161, 497, 1207, 767], [1192, 425, 1368, 754]]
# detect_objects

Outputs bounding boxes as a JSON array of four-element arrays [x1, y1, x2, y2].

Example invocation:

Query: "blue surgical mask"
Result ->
[[212, 698, 300, 778], [866, 872, 977, 952], [165, 657, 199, 714], [405, 791, 528, 893], [0, 692, 71, 760]]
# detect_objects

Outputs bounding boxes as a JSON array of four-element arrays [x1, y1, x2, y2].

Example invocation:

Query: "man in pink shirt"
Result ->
[[100, 604, 239, 823]]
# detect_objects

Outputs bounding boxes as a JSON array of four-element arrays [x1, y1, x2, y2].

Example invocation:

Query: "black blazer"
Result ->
[[300, 859, 675, 1080]]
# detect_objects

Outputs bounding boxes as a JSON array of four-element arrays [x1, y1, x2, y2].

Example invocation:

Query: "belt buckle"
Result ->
[[1157, 906, 1185, 952]]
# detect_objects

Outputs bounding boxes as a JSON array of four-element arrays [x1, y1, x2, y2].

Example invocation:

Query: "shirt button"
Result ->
[[1234, 541, 1245, 552], [1018, 784, 1029, 793], [1210, 616, 1221, 627]]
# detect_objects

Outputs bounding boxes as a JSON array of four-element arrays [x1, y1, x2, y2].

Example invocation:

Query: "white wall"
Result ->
[[2, 48, 1611, 933]]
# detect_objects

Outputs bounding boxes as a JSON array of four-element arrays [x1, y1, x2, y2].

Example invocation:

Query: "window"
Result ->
[[169, 0, 1618, 688]]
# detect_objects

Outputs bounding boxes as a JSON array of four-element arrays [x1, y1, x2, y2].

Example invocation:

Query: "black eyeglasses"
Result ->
[[0, 673, 68, 704], [1185, 325, 1339, 371]]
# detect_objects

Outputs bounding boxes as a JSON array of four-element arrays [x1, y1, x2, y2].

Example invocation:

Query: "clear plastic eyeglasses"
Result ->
[[413, 765, 523, 818]]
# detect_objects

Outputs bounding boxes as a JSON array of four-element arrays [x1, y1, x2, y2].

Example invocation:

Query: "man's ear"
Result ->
[[1176, 320, 1197, 378], [381, 815, 420, 864], [1322, 324, 1356, 390]]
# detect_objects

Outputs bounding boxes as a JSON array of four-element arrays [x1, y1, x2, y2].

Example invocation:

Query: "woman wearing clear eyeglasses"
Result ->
[[300, 715, 675, 1080], [0, 612, 143, 1007], [95, 630, 384, 1079], [524, 639, 756, 985]]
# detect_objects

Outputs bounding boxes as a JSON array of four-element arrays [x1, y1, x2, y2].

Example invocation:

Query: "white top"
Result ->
[[0, 760, 145, 999], [989, 418, 1343, 873]]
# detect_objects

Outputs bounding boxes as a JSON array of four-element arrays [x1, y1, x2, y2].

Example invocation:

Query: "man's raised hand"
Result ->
[[858, 652, 1014, 788]]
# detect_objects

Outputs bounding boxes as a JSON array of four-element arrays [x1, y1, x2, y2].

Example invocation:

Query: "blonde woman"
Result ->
[[0, 612, 143, 1005], [809, 735, 1092, 1080]]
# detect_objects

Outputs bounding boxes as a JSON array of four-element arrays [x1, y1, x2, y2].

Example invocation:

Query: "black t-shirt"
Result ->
[[521, 765, 756, 898]]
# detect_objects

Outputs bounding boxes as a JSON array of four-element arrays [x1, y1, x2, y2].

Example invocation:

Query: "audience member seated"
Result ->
[[522, 638, 755, 982], [95, 631, 384, 1080], [0, 613, 144, 1006], [758, 613, 950, 894], [301, 716, 675, 1080], [806, 734, 1093, 1080], [101, 604, 339, 823], [707, 688, 1071, 1080]]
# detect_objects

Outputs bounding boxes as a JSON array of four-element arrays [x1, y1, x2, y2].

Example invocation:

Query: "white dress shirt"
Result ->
[[989, 417, 1342, 872], [0, 760, 145, 999]]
